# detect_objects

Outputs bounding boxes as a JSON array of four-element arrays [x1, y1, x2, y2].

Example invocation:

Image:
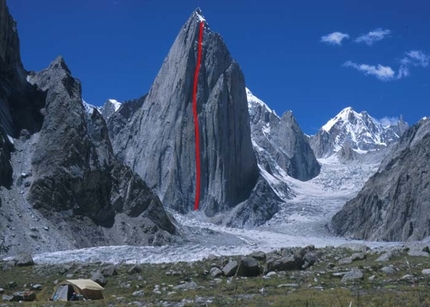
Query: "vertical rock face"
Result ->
[[27, 56, 175, 238], [0, 0, 44, 137], [331, 118, 430, 241], [0, 126, 12, 187], [111, 10, 260, 217], [248, 88, 320, 182]]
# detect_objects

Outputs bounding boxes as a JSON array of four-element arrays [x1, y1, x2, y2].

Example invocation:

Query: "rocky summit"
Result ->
[[108, 10, 280, 226]]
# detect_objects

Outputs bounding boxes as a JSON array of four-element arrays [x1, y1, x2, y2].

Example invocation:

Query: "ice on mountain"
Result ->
[[108, 99, 121, 112]]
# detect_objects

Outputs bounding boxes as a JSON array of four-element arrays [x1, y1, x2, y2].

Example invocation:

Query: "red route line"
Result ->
[[193, 21, 204, 211]]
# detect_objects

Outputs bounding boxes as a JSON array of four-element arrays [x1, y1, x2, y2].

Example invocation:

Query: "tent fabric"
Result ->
[[51, 285, 69, 301], [51, 279, 104, 301], [66, 279, 104, 291]]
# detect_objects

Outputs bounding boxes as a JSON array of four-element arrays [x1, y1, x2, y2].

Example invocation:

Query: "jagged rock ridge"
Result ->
[[109, 9, 280, 225], [310, 107, 408, 158], [247, 88, 320, 187], [331, 117, 430, 241], [0, 0, 176, 256]]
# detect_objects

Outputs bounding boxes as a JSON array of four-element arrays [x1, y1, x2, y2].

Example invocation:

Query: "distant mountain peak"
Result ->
[[311, 107, 409, 158], [246, 88, 277, 116]]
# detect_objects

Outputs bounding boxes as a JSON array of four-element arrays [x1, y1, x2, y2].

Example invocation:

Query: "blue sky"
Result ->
[[8, 0, 430, 134]]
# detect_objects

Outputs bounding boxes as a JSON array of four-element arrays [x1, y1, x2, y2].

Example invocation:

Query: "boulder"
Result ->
[[210, 267, 223, 278], [341, 268, 363, 283], [338, 257, 353, 265], [249, 251, 266, 261], [265, 256, 300, 273], [91, 271, 107, 286], [15, 253, 34, 266], [381, 266, 396, 275], [237, 257, 260, 277], [222, 260, 238, 277], [128, 265, 143, 274], [303, 252, 318, 268], [173, 281, 199, 291], [376, 250, 400, 262], [101, 265, 117, 277]]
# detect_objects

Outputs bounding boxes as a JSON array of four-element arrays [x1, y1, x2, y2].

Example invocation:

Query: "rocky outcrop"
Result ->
[[248, 88, 320, 182], [27, 56, 175, 237], [310, 107, 408, 158], [109, 9, 280, 224], [331, 118, 430, 241], [0, 126, 12, 187], [107, 96, 145, 162]]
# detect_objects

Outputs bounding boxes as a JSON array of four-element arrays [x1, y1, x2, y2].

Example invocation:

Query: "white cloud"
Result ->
[[397, 65, 409, 79], [404, 50, 430, 67], [377, 117, 400, 127], [321, 32, 349, 45], [355, 28, 391, 46], [397, 50, 430, 78], [343, 61, 395, 81]]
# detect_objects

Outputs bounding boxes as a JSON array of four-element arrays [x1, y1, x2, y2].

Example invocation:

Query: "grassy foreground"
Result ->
[[1, 246, 430, 306]]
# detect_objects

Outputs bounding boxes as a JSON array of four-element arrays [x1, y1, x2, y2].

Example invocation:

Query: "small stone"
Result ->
[[0, 288, 4, 294], [31, 284, 42, 290], [66, 274, 73, 278], [173, 280, 198, 291], [266, 271, 277, 277], [351, 253, 366, 261], [326, 263, 335, 269], [210, 267, 223, 278], [341, 268, 363, 283], [338, 257, 353, 265], [132, 290, 144, 297], [400, 274, 415, 281], [422, 269, 430, 275], [167, 291, 177, 296], [277, 283, 299, 288], [381, 266, 396, 275]]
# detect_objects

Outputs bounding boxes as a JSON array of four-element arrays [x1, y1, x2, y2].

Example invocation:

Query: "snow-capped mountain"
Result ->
[[247, 88, 320, 199], [99, 99, 121, 121], [310, 107, 408, 158], [82, 99, 122, 121]]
